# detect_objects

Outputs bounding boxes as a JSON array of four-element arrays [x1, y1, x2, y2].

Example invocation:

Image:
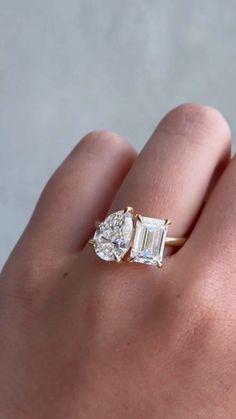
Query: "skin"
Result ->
[[0, 103, 236, 418]]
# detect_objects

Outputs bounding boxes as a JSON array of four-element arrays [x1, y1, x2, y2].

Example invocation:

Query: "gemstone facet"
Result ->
[[93, 209, 134, 262], [130, 216, 169, 266]]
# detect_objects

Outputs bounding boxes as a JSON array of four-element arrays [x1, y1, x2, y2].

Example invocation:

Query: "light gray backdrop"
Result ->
[[1, 0, 236, 268]]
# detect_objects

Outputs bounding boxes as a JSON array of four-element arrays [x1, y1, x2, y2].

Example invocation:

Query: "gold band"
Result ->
[[165, 237, 186, 247]]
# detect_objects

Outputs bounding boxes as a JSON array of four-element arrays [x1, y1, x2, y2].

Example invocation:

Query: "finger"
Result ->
[[184, 154, 236, 274], [5, 131, 136, 268], [111, 104, 231, 245]]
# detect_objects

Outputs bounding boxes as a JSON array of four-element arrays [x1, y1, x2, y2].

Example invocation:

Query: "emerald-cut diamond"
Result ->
[[92, 209, 134, 262], [130, 216, 169, 267]]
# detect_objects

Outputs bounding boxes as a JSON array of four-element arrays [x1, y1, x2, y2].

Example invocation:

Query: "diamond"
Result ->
[[93, 209, 134, 262], [130, 216, 169, 266]]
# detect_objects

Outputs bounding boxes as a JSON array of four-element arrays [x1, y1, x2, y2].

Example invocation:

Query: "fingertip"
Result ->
[[158, 103, 232, 152], [71, 130, 137, 165]]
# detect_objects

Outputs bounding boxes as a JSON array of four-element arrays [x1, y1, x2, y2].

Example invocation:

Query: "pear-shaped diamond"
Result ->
[[93, 209, 134, 262]]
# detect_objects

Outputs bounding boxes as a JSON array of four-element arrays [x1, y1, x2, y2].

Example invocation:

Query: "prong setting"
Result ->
[[114, 253, 123, 263], [135, 214, 143, 223], [91, 209, 134, 262], [130, 216, 169, 266], [90, 207, 185, 268], [124, 206, 134, 214]]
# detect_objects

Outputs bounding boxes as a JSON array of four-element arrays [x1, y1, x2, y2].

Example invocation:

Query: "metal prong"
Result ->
[[135, 214, 142, 222], [114, 254, 122, 263], [89, 239, 96, 246], [165, 219, 171, 226], [95, 220, 101, 228], [157, 261, 163, 268], [127, 256, 135, 263], [124, 206, 134, 214]]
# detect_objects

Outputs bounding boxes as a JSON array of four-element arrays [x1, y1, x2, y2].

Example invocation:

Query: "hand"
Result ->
[[1, 104, 235, 419]]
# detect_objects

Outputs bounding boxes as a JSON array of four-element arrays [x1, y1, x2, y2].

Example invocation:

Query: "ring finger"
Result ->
[[109, 103, 231, 256]]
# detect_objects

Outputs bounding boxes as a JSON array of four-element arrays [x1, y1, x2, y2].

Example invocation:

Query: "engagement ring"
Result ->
[[89, 207, 186, 267]]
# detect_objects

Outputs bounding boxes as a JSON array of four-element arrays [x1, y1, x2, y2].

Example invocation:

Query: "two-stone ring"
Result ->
[[89, 207, 186, 267]]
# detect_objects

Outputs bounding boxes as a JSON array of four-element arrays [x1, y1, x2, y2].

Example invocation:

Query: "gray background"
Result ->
[[1, 0, 236, 268]]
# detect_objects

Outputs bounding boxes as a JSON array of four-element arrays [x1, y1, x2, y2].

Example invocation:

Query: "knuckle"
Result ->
[[185, 311, 213, 347], [0, 279, 40, 319], [1, 257, 53, 314]]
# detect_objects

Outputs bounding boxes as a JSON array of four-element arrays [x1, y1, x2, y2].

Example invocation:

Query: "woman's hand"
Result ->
[[1, 104, 235, 419]]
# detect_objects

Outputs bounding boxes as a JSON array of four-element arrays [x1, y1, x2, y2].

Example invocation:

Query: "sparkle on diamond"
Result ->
[[93, 210, 134, 262], [130, 216, 169, 266]]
